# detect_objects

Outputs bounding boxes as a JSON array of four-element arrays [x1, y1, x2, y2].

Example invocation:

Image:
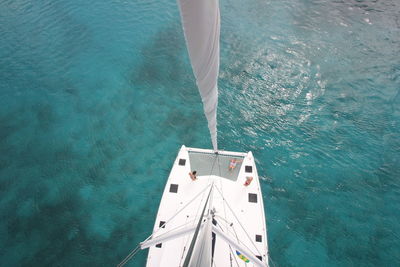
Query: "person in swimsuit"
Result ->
[[244, 176, 253, 186], [228, 158, 242, 171], [189, 171, 197, 181]]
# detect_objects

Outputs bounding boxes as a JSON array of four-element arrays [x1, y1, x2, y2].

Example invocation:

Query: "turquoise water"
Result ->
[[1, 0, 399, 266]]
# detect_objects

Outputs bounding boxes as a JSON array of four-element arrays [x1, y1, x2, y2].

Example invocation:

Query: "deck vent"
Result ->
[[169, 184, 178, 193], [255, 234, 262, 242], [245, 165, 252, 173], [178, 159, 186, 166], [156, 243, 162, 248], [159, 221, 166, 228], [256, 255, 262, 261], [248, 193, 258, 203]]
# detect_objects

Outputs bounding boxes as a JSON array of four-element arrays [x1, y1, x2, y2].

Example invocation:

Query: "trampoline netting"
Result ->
[[188, 152, 244, 181]]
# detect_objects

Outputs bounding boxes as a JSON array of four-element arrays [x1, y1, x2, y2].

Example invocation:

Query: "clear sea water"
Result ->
[[0, 0, 399, 266]]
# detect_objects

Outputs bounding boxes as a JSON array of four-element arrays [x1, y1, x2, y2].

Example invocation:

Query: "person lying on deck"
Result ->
[[189, 171, 197, 181], [244, 176, 253, 186], [228, 158, 242, 171]]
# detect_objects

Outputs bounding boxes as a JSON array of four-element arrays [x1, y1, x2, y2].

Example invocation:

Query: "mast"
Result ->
[[183, 185, 213, 267]]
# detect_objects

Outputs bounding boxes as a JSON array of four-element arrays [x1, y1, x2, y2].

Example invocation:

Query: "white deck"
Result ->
[[145, 146, 269, 266]]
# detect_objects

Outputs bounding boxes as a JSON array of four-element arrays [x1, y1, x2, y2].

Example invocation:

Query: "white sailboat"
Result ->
[[142, 146, 269, 266], [119, 0, 269, 265]]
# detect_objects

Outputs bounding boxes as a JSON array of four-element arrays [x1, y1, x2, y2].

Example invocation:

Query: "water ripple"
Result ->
[[1, 0, 400, 266]]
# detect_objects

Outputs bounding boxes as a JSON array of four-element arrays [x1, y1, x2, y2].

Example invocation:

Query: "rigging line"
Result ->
[[205, 152, 218, 202], [228, 244, 240, 267], [121, 185, 212, 266], [117, 245, 140, 267], [230, 222, 246, 267], [195, 151, 218, 225], [183, 185, 213, 267], [212, 185, 262, 255], [190, 192, 204, 227], [179, 215, 191, 266], [148, 218, 197, 238], [217, 152, 222, 177], [216, 219, 240, 267], [121, 183, 211, 265], [150, 184, 211, 237], [186, 160, 216, 251], [216, 154, 229, 232], [231, 223, 240, 242], [184, 189, 210, 266], [215, 213, 240, 243], [208, 150, 219, 178], [213, 185, 262, 257], [218, 213, 240, 245], [183, 157, 217, 265], [268, 253, 278, 267], [126, 185, 210, 258], [191, 178, 210, 229], [181, 212, 196, 264], [200, 152, 218, 221], [217, 199, 264, 262]]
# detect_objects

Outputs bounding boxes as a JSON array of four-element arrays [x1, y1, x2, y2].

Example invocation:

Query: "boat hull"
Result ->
[[145, 146, 269, 266]]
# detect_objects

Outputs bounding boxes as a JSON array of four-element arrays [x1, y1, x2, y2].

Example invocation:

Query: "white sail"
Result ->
[[178, 0, 220, 151]]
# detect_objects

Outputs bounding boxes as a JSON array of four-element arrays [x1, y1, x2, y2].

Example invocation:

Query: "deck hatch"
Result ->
[[156, 243, 162, 248], [245, 165, 252, 173], [255, 234, 262, 242], [159, 221, 166, 228], [178, 159, 186, 166], [248, 193, 257, 203], [169, 184, 178, 193]]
